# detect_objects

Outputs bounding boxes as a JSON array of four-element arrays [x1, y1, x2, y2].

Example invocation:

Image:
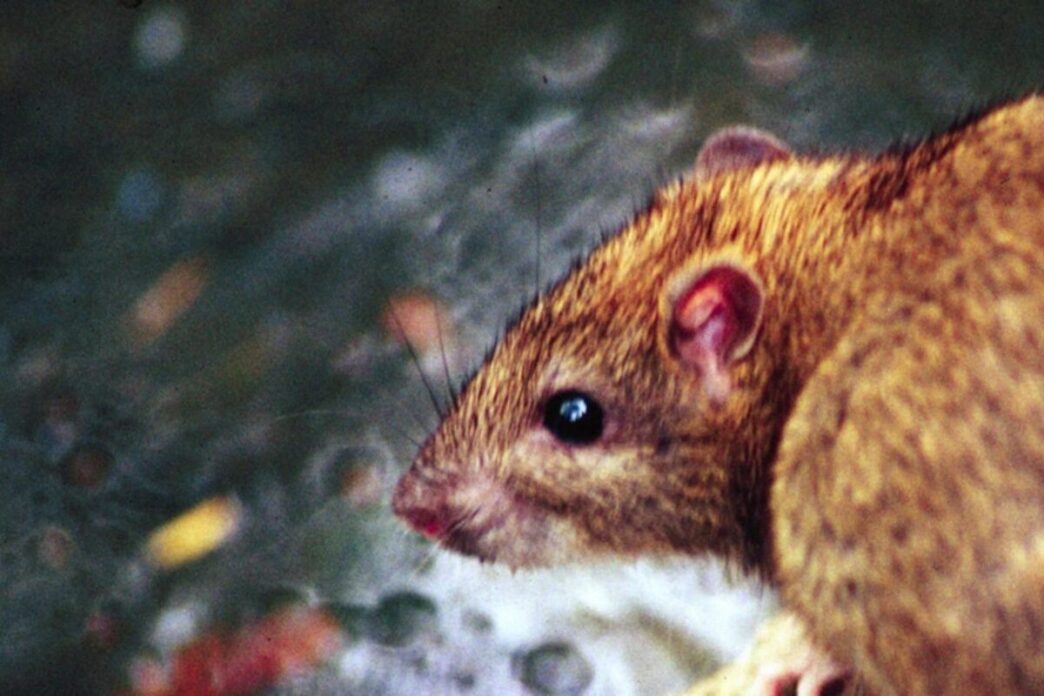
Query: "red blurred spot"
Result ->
[[85, 611, 120, 650], [128, 608, 341, 696], [61, 444, 113, 488]]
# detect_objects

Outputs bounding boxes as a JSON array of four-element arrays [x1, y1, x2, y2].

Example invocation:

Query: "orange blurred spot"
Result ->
[[146, 496, 241, 570], [380, 291, 453, 356], [38, 525, 74, 570], [130, 257, 210, 347], [340, 464, 382, 508]]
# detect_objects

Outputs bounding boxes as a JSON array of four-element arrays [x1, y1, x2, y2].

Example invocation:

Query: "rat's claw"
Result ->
[[745, 612, 852, 696], [752, 653, 850, 696]]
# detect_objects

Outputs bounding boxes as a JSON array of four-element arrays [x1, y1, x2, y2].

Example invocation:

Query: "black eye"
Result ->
[[543, 390, 604, 445]]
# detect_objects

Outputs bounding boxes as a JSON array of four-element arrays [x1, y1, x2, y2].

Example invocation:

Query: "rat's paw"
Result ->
[[680, 612, 862, 696], [752, 650, 850, 696], [750, 612, 850, 695]]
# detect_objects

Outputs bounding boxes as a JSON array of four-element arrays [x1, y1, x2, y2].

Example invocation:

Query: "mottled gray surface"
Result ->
[[1, 1, 1041, 693]]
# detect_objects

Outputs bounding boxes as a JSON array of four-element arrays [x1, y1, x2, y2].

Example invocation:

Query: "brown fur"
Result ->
[[393, 94, 1044, 694]]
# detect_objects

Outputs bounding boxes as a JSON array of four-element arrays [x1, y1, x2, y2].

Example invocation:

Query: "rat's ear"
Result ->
[[668, 264, 764, 403], [695, 126, 791, 179]]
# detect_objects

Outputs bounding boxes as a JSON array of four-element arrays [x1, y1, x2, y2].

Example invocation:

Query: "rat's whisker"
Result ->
[[377, 399, 431, 446], [268, 401, 427, 448], [446, 507, 480, 536], [405, 542, 442, 582], [268, 408, 355, 424], [393, 392, 436, 436], [528, 131, 544, 295], [383, 421, 423, 450], [434, 302, 457, 406], [386, 303, 445, 420]]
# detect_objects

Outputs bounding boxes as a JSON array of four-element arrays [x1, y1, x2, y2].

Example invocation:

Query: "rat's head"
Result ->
[[393, 128, 795, 570]]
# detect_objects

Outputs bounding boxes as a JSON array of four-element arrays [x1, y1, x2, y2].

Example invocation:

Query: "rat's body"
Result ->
[[393, 94, 1044, 695]]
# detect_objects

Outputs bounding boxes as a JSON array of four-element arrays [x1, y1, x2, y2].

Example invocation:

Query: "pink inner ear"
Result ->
[[671, 266, 763, 402], [677, 286, 734, 356]]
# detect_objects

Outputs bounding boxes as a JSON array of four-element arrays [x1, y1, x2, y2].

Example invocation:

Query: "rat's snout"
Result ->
[[391, 465, 454, 540], [393, 456, 563, 566]]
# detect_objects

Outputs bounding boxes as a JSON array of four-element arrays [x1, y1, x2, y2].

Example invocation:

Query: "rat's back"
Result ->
[[772, 93, 1044, 695]]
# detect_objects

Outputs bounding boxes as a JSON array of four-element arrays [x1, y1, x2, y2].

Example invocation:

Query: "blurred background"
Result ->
[[1, 1, 1041, 694]]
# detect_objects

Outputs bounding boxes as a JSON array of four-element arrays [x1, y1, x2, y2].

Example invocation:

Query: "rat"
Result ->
[[392, 93, 1044, 695]]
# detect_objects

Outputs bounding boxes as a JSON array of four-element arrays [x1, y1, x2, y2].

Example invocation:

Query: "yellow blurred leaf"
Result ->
[[146, 496, 241, 570], [129, 256, 210, 347]]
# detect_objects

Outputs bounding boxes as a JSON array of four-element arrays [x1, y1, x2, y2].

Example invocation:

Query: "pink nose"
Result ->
[[403, 507, 447, 539], [391, 474, 449, 539]]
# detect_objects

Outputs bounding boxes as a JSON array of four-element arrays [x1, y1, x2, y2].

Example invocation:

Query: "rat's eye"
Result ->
[[543, 390, 604, 445]]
